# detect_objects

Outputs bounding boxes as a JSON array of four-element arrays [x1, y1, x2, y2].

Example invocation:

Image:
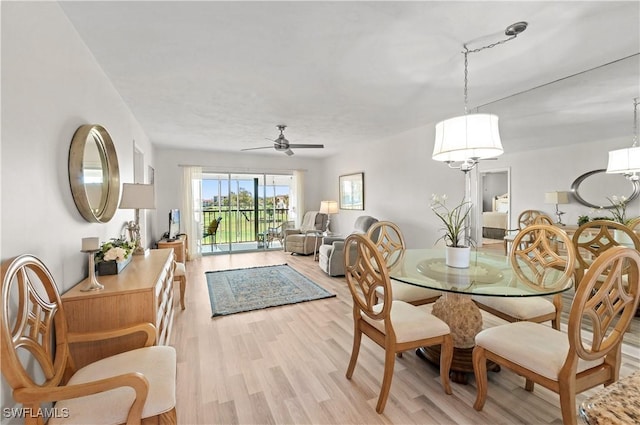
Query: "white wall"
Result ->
[[321, 123, 466, 249], [1, 2, 156, 414], [153, 148, 325, 241]]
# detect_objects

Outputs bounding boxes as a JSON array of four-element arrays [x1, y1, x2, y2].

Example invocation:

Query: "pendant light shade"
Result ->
[[432, 113, 503, 162], [606, 98, 640, 176], [606, 146, 640, 175]]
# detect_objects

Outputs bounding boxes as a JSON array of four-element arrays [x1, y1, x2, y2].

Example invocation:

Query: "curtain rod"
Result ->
[[177, 164, 307, 174]]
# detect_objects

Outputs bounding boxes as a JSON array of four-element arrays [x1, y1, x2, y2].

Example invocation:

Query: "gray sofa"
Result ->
[[283, 211, 328, 255], [318, 215, 378, 276]]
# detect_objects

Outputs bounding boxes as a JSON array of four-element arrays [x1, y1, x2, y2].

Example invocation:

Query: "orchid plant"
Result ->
[[606, 195, 631, 224], [431, 194, 473, 248]]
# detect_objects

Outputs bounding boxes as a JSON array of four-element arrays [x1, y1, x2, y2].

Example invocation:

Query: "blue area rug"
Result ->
[[205, 264, 336, 317]]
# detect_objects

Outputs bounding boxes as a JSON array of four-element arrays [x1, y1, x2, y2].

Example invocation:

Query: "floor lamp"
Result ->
[[119, 183, 156, 255]]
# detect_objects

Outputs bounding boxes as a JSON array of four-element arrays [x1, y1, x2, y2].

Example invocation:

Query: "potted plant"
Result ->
[[577, 215, 590, 226], [607, 195, 630, 224], [607, 195, 636, 245], [95, 238, 136, 275], [431, 194, 474, 268]]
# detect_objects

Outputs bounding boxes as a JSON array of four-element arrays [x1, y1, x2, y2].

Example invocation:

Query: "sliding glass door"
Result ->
[[201, 172, 292, 254]]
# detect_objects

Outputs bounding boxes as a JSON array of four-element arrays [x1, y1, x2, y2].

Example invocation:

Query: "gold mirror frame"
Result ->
[[68, 124, 120, 223]]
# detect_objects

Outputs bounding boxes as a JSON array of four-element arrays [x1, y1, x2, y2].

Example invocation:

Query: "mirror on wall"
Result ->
[[570, 169, 639, 209], [68, 124, 120, 223], [480, 55, 639, 154]]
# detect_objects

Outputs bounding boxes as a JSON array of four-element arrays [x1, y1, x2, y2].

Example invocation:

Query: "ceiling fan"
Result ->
[[241, 125, 324, 156]]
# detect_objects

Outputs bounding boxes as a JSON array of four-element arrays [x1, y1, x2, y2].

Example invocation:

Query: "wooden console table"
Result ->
[[61, 249, 175, 369]]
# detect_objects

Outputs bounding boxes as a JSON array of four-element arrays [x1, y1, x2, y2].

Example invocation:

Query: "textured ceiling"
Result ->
[[59, 1, 640, 158]]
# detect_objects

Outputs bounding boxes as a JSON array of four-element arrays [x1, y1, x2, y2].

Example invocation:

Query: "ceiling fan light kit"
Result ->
[[241, 124, 324, 156], [606, 98, 640, 180], [432, 21, 528, 171]]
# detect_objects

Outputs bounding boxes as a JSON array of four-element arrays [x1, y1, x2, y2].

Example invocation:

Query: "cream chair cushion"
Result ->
[[475, 321, 603, 381], [472, 288, 555, 320], [363, 300, 450, 343], [376, 280, 442, 304], [175, 261, 186, 277], [51, 346, 176, 425]]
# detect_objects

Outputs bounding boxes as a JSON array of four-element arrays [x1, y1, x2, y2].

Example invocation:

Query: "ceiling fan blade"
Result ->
[[284, 149, 294, 156], [287, 144, 324, 149], [241, 146, 273, 151]]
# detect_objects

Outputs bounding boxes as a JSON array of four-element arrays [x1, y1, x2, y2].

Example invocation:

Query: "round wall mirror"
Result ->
[[570, 169, 639, 209], [68, 124, 120, 223]]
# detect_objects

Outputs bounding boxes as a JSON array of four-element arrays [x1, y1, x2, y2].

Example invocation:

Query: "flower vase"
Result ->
[[96, 255, 132, 276], [445, 246, 471, 269]]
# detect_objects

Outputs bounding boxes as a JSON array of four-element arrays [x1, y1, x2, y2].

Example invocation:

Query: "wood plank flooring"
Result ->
[[170, 247, 640, 425]]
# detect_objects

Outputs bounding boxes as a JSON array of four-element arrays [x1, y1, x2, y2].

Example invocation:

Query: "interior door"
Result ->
[[478, 168, 511, 247]]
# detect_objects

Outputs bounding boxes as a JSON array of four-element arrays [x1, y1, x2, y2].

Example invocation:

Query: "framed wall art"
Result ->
[[339, 172, 364, 210]]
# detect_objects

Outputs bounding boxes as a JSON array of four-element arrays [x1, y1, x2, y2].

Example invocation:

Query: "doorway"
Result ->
[[200, 172, 292, 254], [478, 168, 511, 247]]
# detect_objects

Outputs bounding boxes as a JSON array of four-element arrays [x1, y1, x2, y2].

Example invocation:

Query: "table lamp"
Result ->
[[544, 191, 569, 225], [119, 183, 156, 255], [319, 200, 339, 235]]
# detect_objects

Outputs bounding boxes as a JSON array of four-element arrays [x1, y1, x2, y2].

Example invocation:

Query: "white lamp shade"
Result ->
[[433, 113, 503, 162], [544, 191, 569, 204], [320, 200, 339, 214], [119, 183, 156, 209], [606, 147, 640, 174]]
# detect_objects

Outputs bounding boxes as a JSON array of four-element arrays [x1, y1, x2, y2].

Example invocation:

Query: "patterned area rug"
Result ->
[[205, 264, 336, 317]]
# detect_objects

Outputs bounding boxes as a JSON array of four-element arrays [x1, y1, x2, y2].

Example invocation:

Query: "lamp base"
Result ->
[[81, 250, 104, 292], [555, 205, 566, 226], [133, 247, 150, 256]]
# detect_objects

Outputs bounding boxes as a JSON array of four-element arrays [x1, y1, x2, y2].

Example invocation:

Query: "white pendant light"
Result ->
[[432, 22, 528, 169], [433, 113, 502, 162], [606, 98, 640, 179]]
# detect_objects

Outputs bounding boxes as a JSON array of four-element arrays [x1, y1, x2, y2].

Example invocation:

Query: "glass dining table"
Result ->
[[387, 248, 574, 383]]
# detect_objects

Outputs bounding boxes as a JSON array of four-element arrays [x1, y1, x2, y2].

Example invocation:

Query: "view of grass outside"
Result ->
[[201, 173, 291, 246]]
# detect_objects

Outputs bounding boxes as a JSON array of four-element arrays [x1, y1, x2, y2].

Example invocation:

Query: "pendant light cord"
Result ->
[[462, 33, 521, 114]]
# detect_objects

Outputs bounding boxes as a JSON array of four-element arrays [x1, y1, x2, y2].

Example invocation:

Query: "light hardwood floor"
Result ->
[[171, 247, 640, 425]]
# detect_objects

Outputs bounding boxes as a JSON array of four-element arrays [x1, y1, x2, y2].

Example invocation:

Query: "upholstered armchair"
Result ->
[[284, 211, 328, 255], [318, 215, 378, 276]]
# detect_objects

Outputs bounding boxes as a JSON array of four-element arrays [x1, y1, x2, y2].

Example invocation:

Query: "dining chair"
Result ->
[[170, 234, 189, 310], [473, 246, 640, 425], [0, 254, 177, 425], [343, 233, 453, 414], [473, 224, 576, 330], [369, 221, 441, 306], [572, 219, 640, 291], [503, 210, 551, 255]]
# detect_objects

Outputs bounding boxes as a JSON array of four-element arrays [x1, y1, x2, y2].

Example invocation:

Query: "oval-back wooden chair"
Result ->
[[474, 224, 576, 330], [0, 254, 177, 425], [473, 246, 640, 425], [503, 210, 551, 255], [343, 233, 453, 414], [572, 219, 640, 290], [369, 221, 441, 306]]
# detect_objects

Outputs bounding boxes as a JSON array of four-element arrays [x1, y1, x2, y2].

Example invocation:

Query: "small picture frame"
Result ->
[[339, 172, 364, 210]]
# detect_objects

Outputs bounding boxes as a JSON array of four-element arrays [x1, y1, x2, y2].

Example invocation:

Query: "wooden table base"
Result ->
[[417, 345, 500, 385]]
